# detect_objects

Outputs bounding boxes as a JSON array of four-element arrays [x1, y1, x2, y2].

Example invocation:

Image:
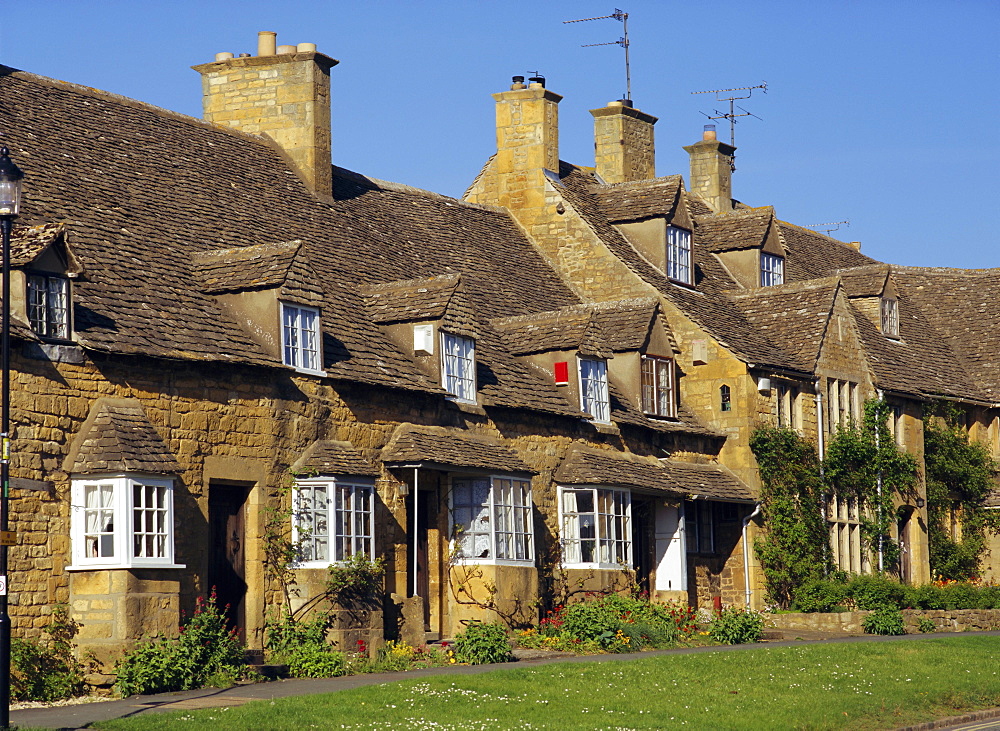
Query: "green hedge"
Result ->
[[790, 576, 1000, 612]]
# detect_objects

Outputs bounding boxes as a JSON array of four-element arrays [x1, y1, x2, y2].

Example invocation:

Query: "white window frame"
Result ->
[[827, 378, 860, 431], [579, 357, 611, 423], [641, 355, 676, 418], [281, 302, 324, 375], [881, 297, 899, 338], [666, 226, 692, 284], [559, 486, 632, 569], [292, 477, 375, 568], [27, 272, 70, 339], [441, 331, 477, 403], [760, 253, 784, 287], [69, 474, 181, 570], [450, 475, 534, 566]]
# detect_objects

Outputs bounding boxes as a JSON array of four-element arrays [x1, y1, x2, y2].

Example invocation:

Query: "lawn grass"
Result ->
[[95, 636, 1000, 730]]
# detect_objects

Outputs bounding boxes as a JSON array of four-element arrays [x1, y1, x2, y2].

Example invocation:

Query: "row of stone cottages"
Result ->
[[0, 33, 997, 661]]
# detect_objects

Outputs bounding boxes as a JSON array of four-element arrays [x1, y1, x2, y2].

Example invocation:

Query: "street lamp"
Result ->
[[0, 147, 24, 731]]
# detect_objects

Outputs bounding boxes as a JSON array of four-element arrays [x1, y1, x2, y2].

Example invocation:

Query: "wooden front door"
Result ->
[[208, 482, 251, 639]]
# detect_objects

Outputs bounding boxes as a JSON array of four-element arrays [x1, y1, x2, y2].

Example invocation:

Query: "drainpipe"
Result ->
[[876, 389, 885, 572], [816, 379, 831, 573], [742, 503, 762, 607], [412, 466, 420, 597]]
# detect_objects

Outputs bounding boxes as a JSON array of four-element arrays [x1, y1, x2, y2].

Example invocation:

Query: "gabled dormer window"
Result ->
[[666, 226, 692, 285], [641, 355, 676, 418], [281, 302, 323, 374], [27, 273, 70, 339], [579, 358, 610, 423], [880, 297, 899, 338], [760, 253, 784, 287], [442, 332, 476, 403]]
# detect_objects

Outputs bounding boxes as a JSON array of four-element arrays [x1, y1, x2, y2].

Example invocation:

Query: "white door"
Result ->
[[654, 502, 687, 592]]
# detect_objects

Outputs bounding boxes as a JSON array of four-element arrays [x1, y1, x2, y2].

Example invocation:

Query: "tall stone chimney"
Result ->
[[192, 32, 338, 196], [683, 125, 735, 214], [590, 100, 657, 183], [491, 76, 562, 212]]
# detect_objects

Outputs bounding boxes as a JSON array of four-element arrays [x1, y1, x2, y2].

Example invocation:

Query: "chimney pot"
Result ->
[[257, 31, 277, 57], [619, 98, 633, 108], [277, 44, 297, 55], [215, 52, 235, 62], [528, 75, 546, 88], [703, 124, 717, 141], [607, 100, 624, 108], [296, 42, 317, 53], [510, 75, 526, 90], [238, 53, 251, 58]]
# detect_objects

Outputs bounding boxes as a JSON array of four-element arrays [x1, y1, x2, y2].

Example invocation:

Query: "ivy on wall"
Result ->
[[923, 404, 1000, 580], [751, 399, 919, 607], [823, 399, 919, 570], [749, 425, 829, 608]]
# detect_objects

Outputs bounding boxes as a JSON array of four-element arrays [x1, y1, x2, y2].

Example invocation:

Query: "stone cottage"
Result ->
[[0, 31, 996, 662]]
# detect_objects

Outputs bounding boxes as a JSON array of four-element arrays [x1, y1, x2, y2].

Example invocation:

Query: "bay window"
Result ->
[[293, 477, 375, 566], [70, 475, 179, 569], [451, 476, 533, 564], [560, 486, 631, 568]]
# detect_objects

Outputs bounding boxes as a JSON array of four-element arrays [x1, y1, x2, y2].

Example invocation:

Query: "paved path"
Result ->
[[11, 630, 1000, 730]]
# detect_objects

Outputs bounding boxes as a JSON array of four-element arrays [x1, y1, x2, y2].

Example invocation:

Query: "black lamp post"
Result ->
[[0, 147, 24, 731]]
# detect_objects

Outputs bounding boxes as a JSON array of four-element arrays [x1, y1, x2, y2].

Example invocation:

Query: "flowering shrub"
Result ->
[[453, 622, 513, 665], [524, 595, 694, 653], [115, 590, 250, 696]]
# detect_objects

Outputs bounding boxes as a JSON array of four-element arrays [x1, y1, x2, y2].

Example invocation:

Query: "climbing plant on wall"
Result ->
[[923, 403, 1000, 580], [823, 399, 919, 572], [749, 425, 829, 609]]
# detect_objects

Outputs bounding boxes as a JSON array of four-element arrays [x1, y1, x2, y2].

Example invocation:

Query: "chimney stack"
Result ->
[[590, 100, 657, 184], [683, 124, 735, 214], [192, 32, 338, 196], [490, 74, 562, 213]]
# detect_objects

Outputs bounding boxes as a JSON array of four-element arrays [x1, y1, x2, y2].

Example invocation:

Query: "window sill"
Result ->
[[66, 563, 186, 572], [588, 420, 620, 435], [287, 366, 328, 377], [563, 563, 631, 571], [450, 558, 535, 568]]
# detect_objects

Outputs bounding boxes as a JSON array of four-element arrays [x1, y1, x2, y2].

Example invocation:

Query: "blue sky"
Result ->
[[1, 1, 997, 269]]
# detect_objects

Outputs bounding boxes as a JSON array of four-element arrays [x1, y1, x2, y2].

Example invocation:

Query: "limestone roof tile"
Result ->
[[68, 402, 181, 475], [380, 424, 531, 474], [594, 175, 683, 223], [694, 207, 775, 253], [554, 445, 753, 500], [292, 440, 379, 477]]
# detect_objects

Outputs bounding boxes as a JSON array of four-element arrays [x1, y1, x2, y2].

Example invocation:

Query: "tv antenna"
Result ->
[[805, 220, 850, 236], [564, 8, 632, 102], [691, 82, 767, 171]]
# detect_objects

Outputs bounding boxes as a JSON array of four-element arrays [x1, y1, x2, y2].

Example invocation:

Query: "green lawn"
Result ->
[[96, 637, 1000, 730]]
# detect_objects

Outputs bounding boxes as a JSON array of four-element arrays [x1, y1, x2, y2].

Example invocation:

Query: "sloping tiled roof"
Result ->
[[557, 164, 808, 375], [890, 268, 1000, 400], [595, 175, 683, 223], [492, 306, 609, 357], [380, 424, 531, 473], [778, 222, 877, 280], [694, 207, 775, 253], [731, 279, 839, 372], [68, 401, 181, 475], [292, 440, 379, 477], [554, 446, 753, 500], [0, 66, 595, 416]]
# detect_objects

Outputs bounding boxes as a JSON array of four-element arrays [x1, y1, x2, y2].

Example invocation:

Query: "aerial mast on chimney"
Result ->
[[692, 82, 767, 171], [564, 8, 632, 103]]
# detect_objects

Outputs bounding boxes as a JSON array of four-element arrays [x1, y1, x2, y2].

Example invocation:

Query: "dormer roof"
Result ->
[[291, 440, 379, 477], [11, 222, 85, 276], [192, 239, 323, 306], [695, 207, 779, 253], [65, 399, 181, 475], [596, 175, 683, 223]]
